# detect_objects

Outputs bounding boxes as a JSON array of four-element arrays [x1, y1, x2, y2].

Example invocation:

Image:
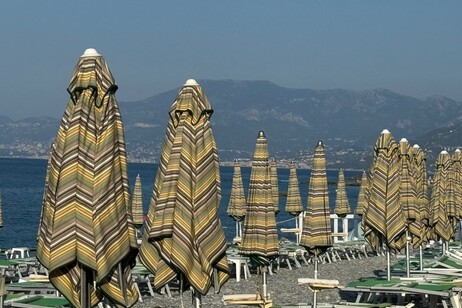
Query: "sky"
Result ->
[[1, 1, 462, 120]]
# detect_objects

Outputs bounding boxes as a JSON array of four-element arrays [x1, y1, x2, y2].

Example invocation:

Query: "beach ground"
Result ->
[[134, 254, 395, 308]]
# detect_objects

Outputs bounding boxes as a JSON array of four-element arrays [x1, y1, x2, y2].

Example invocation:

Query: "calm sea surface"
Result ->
[[0, 158, 362, 250]]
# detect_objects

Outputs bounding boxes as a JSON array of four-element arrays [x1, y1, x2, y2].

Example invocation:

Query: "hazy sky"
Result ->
[[1, 1, 461, 119]]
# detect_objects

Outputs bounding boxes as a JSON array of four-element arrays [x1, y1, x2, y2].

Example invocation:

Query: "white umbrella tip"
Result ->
[[184, 79, 199, 86], [456, 149, 461, 153], [381, 129, 390, 134], [81, 48, 100, 57], [400, 138, 408, 142], [413, 144, 420, 149], [441, 150, 449, 154]]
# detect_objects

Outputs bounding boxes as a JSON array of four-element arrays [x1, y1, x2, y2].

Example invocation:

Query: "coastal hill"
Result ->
[[1, 80, 462, 169]]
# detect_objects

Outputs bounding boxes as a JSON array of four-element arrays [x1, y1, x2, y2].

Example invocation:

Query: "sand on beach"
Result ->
[[133, 254, 394, 308]]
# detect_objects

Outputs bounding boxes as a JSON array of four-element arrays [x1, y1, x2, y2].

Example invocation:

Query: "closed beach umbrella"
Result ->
[[398, 138, 422, 248], [285, 160, 304, 217], [285, 161, 304, 243], [37, 48, 139, 307], [363, 129, 406, 254], [449, 150, 462, 226], [139, 79, 229, 301], [334, 169, 350, 217], [411, 145, 430, 243], [355, 171, 369, 217], [131, 174, 144, 229], [299, 140, 332, 308], [227, 159, 247, 240], [430, 151, 454, 243], [300, 141, 332, 256], [0, 191, 3, 229], [270, 158, 280, 215], [240, 131, 279, 299]]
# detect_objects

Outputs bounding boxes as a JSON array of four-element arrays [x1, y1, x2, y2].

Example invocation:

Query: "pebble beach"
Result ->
[[133, 254, 395, 308]]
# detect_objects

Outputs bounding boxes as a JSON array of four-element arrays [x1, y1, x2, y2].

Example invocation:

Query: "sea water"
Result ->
[[0, 158, 361, 250]]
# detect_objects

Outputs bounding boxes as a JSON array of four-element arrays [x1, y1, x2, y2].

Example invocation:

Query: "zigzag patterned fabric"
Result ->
[[227, 159, 247, 221], [398, 139, 422, 248], [430, 151, 454, 242], [131, 175, 144, 228], [355, 171, 368, 217], [37, 53, 139, 307], [300, 141, 332, 256], [334, 169, 350, 217], [285, 161, 304, 217], [410, 145, 431, 243], [240, 131, 279, 261], [270, 159, 280, 215], [363, 130, 406, 253], [139, 81, 229, 295]]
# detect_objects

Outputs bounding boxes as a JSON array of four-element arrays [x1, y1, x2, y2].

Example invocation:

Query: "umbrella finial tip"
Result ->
[[258, 131, 266, 138], [456, 149, 461, 153], [381, 129, 390, 134], [184, 79, 199, 86], [413, 144, 420, 149], [81, 48, 100, 57], [441, 150, 449, 154], [400, 138, 408, 142], [317, 140, 323, 146]]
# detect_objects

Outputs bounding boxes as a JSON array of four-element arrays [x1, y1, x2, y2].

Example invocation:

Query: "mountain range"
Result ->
[[1, 79, 462, 170]]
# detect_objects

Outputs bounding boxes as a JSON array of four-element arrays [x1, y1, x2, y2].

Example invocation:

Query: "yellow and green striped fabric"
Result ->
[[285, 161, 303, 217], [300, 141, 332, 256], [0, 191, 3, 229], [334, 169, 350, 217], [270, 159, 280, 215], [227, 159, 247, 221], [410, 145, 431, 243], [430, 151, 454, 242], [398, 138, 422, 248], [131, 174, 144, 228], [363, 130, 406, 253], [37, 52, 139, 307], [240, 131, 279, 260], [449, 149, 462, 220], [139, 81, 229, 295], [355, 171, 368, 217]]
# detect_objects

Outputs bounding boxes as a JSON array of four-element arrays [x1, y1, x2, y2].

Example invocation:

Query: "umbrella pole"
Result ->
[[313, 252, 318, 308], [80, 264, 91, 308], [406, 231, 410, 278], [419, 245, 423, 271], [386, 248, 391, 281], [260, 266, 268, 299], [193, 289, 201, 308], [235, 220, 239, 239]]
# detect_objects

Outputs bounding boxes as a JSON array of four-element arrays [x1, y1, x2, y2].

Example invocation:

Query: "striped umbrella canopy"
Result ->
[[450, 149, 462, 220], [270, 159, 280, 215], [139, 79, 229, 296], [285, 161, 304, 217], [430, 151, 454, 242], [300, 141, 332, 256], [36, 48, 139, 308], [0, 191, 3, 229], [363, 129, 407, 253], [334, 169, 350, 218], [240, 131, 279, 261], [355, 171, 369, 217], [410, 144, 430, 242], [131, 174, 144, 229], [398, 138, 422, 248], [227, 159, 247, 221]]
